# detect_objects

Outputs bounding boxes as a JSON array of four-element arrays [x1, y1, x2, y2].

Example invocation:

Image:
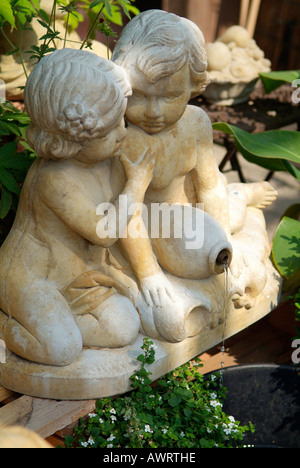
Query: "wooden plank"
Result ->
[[45, 434, 65, 448], [0, 394, 97, 439], [25, 398, 97, 439], [0, 395, 33, 427], [0, 386, 15, 403]]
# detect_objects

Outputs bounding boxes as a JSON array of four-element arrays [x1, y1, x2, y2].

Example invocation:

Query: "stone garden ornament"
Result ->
[[203, 25, 271, 105], [0, 10, 281, 399]]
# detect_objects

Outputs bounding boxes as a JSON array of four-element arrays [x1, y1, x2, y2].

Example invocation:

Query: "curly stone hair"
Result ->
[[25, 49, 131, 160], [112, 9, 209, 96]]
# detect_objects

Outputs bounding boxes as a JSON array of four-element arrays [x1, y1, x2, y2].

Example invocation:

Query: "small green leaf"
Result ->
[[272, 216, 300, 279], [89, 0, 103, 9], [0, 0, 16, 27], [136, 353, 145, 363], [0, 141, 17, 160], [0, 186, 12, 219], [105, 0, 112, 17], [184, 408, 192, 417], [259, 70, 300, 93], [117, 0, 131, 19], [0, 167, 20, 194], [168, 395, 182, 407], [212, 122, 300, 180]]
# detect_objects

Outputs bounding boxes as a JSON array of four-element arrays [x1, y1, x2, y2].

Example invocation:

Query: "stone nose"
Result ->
[[144, 97, 162, 119]]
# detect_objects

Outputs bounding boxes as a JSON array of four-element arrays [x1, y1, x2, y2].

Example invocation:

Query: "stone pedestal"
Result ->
[[0, 266, 281, 400]]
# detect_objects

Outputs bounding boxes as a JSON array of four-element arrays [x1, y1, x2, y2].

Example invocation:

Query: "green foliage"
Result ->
[[212, 122, 300, 180], [0, 0, 16, 27], [0, 1, 140, 62], [65, 338, 254, 449], [290, 288, 300, 340], [0, 102, 35, 221], [271, 203, 300, 294], [272, 216, 300, 281], [259, 70, 300, 93]]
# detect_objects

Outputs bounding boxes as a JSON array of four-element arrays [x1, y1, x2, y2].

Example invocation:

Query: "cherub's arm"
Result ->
[[39, 153, 154, 248], [119, 153, 176, 308], [190, 110, 231, 237]]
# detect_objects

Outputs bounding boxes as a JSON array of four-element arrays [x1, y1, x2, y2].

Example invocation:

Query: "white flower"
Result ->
[[180, 431, 185, 437], [207, 427, 212, 433], [162, 428, 168, 434], [110, 408, 116, 414], [210, 374, 217, 381], [110, 415, 117, 422], [148, 343, 157, 352], [88, 413, 97, 418], [81, 441, 88, 447], [88, 437, 95, 445], [107, 444, 113, 448], [149, 395, 155, 398], [99, 418, 104, 424], [210, 392, 217, 399], [107, 434, 116, 442], [210, 400, 222, 408], [158, 396, 162, 401], [123, 415, 130, 421], [144, 424, 153, 433]]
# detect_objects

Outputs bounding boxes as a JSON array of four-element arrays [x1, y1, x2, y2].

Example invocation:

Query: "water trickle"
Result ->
[[219, 264, 229, 386]]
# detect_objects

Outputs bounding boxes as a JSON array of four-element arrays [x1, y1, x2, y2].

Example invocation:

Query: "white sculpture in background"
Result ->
[[203, 25, 272, 105], [0, 11, 281, 400]]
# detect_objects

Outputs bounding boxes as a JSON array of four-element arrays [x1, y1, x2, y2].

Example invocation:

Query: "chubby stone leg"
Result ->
[[75, 294, 140, 348], [2, 280, 83, 366]]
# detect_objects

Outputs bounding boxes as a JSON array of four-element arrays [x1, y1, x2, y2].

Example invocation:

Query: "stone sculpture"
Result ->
[[203, 25, 271, 105], [0, 11, 281, 400]]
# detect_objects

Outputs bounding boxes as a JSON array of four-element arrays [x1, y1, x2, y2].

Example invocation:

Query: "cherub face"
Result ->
[[126, 64, 193, 135], [74, 117, 127, 166]]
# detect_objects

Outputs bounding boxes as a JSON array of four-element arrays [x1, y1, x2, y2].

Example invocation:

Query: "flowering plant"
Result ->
[[65, 338, 254, 448]]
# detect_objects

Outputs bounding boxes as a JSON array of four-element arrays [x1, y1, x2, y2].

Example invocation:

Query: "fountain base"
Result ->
[[0, 266, 281, 400]]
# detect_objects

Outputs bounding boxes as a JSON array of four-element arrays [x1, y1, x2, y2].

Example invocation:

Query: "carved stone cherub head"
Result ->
[[112, 9, 209, 98], [24, 48, 131, 160]]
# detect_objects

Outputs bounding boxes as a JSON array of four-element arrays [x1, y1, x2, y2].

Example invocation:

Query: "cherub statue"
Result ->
[[110, 10, 277, 341], [0, 48, 155, 366]]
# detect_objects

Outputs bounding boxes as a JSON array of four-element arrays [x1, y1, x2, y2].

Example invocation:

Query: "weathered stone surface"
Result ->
[[0, 10, 280, 399]]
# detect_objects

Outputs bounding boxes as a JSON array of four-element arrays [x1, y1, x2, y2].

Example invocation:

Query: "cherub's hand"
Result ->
[[120, 148, 155, 189], [140, 273, 176, 309], [139, 273, 187, 342]]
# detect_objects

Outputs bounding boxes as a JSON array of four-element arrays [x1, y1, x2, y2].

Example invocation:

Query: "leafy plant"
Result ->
[[0, 1, 140, 63], [212, 122, 300, 181], [259, 70, 300, 93], [0, 102, 35, 225], [271, 204, 300, 293], [290, 288, 300, 340], [65, 338, 254, 449]]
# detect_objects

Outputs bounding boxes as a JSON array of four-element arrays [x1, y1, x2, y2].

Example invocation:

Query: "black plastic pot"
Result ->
[[206, 364, 300, 448]]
